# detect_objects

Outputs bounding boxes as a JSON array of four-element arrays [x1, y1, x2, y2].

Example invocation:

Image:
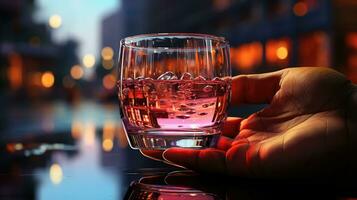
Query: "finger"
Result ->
[[216, 136, 233, 151], [239, 113, 266, 131], [231, 70, 284, 105], [163, 148, 226, 174], [140, 150, 164, 161], [222, 117, 244, 138], [226, 143, 251, 176]]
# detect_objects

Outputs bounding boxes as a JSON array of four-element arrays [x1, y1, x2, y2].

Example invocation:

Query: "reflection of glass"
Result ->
[[117, 33, 231, 150], [124, 176, 220, 200]]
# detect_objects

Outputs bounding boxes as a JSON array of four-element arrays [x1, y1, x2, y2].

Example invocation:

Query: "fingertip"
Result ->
[[164, 148, 227, 174], [222, 117, 244, 138], [162, 148, 188, 163], [226, 143, 251, 176], [162, 148, 191, 169], [140, 149, 164, 161]]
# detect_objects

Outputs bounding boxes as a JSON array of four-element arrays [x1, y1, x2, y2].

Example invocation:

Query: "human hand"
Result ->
[[141, 67, 357, 178]]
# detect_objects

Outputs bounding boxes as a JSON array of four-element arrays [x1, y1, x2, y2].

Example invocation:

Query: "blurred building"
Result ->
[[0, 0, 79, 100], [101, 0, 357, 83]]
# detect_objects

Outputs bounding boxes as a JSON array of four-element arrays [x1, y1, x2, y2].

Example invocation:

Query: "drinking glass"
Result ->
[[117, 33, 231, 150]]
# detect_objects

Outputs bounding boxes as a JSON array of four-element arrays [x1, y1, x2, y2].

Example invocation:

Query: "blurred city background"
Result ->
[[1, 0, 357, 199]]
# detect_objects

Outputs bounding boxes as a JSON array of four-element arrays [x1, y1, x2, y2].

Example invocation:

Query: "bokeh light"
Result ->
[[71, 120, 83, 139], [70, 65, 84, 79], [102, 74, 116, 90], [293, 2, 308, 17], [276, 46, 288, 60], [82, 54, 96, 68], [41, 71, 55, 88], [83, 122, 96, 146], [48, 14, 62, 29], [101, 47, 114, 60], [102, 59, 114, 70], [49, 163, 63, 185], [102, 121, 115, 152], [102, 139, 113, 152]]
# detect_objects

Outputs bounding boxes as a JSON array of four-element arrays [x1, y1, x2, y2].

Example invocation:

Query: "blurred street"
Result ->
[[1, 100, 173, 199]]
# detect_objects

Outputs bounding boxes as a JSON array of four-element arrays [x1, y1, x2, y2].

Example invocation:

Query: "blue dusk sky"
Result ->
[[34, 0, 120, 59]]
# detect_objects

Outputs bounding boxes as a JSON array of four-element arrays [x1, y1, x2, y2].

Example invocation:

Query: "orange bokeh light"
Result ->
[[276, 47, 288, 60], [266, 38, 291, 66], [231, 42, 263, 71], [101, 47, 114, 60], [102, 139, 113, 152], [7, 53, 23, 90], [102, 74, 116, 90], [293, 2, 308, 16], [70, 65, 84, 80], [41, 71, 55, 88], [102, 59, 114, 70]]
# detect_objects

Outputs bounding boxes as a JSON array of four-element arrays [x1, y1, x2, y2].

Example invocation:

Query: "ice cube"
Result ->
[[202, 104, 210, 108], [180, 72, 193, 80], [186, 110, 196, 115], [212, 77, 223, 81], [194, 75, 206, 81], [198, 112, 208, 116], [157, 71, 178, 80], [134, 76, 145, 88], [203, 85, 213, 93], [177, 104, 190, 111], [186, 102, 197, 106]]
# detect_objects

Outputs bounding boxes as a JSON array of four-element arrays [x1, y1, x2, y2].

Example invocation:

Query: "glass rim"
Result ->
[[120, 33, 229, 51]]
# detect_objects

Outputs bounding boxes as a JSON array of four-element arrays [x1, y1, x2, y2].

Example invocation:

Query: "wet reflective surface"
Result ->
[[1, 101, 357, 199]]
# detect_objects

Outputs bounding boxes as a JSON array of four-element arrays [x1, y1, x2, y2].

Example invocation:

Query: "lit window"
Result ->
[[298, 32, 330, 67], [231, 42, 263, 71], [266, 38, 291, 67]]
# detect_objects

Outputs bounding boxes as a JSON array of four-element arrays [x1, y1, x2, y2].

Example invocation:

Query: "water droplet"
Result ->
[[187, 102, 197, 106], [180, 72, 193, 80], [157, 71, 178, 80], [203, 85, 213, 93], [186, 110, 196, 115], [194, 75, 206, 81], [202, 104, 210, 108], [178, 105, 190, 111], [198, 112, 208, 116], [176, 115, 190, 119]]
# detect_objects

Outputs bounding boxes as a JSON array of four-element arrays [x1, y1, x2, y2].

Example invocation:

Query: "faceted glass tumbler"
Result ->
[[117, 33, 231, 150]]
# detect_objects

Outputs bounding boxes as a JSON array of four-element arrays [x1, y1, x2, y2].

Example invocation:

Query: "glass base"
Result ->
[[127, 131, 220, 150]]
